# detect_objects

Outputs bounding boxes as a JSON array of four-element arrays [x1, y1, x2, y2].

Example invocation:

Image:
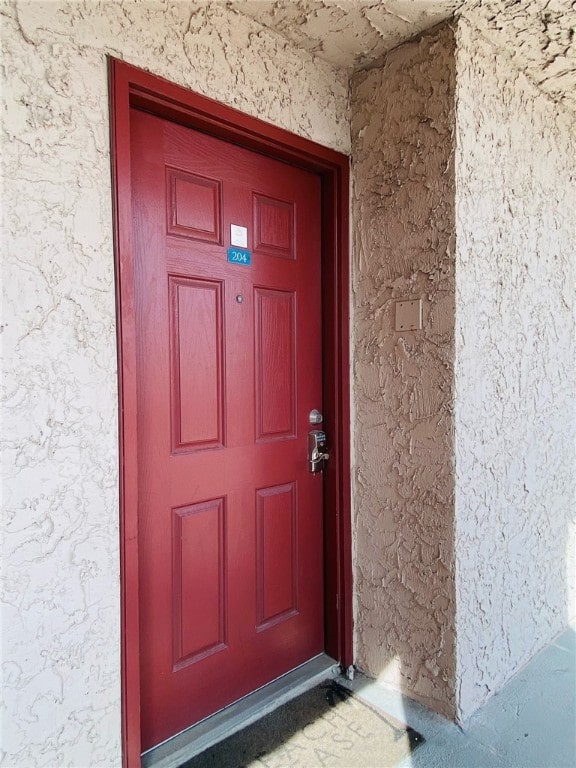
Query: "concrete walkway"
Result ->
[[343, 626, 575, 768]]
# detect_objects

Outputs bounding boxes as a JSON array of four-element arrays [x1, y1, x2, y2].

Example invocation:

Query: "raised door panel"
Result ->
[[254, 288, 296, 442], [256, 483, 298, 630], [172, 498, 227, 668], [253, 193, 295, 260], [167, 167, 222, 243], [169, 276, 224, 452]]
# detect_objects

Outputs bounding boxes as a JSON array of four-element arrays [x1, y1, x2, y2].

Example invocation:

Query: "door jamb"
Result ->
[[109, 58, 351, 768]]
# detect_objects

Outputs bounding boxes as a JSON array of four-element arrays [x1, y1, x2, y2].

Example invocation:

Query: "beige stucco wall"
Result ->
[[454, 18, 576, 722], [350, 25, 457, 718], [0, 2, 348, 765]]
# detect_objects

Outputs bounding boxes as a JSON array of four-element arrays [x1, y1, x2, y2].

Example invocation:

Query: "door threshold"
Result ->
[[141, 653, 340, 768]]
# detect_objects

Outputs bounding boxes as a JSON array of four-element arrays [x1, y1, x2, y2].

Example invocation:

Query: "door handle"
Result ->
[[308, 430, 329, 473]]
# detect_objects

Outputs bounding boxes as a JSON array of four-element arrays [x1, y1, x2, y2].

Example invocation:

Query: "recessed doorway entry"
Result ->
[[110, 59, 352, 766]]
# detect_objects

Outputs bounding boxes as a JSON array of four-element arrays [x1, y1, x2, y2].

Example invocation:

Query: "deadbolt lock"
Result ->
[[308, 430, 329, 474]]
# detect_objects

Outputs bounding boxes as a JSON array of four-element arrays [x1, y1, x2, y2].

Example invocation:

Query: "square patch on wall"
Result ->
[[395, 299, 423, 331]]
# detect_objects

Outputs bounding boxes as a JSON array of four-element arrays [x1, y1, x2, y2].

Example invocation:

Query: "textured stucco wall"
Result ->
[[3, 0, 575, 761], [351, 25, 457, 718], [454, 18, 576, 722], [0, 2, 348, 765], [464, 0, 576, 118], [231, 1, 576, 121]]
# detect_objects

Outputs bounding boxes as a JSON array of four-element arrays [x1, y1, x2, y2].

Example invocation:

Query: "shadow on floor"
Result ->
[[180, 627, 575, 768], [181, 679, 423, 768]]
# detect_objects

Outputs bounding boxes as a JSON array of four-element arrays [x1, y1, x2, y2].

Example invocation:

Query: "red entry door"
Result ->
[[130, 109, 325, 751]]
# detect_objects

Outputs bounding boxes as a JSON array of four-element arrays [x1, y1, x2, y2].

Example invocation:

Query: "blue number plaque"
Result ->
[[227, 247, 252, 266]]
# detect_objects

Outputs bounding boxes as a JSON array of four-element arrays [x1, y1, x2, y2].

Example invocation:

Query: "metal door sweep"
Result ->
[[142, 654, 340, 768]]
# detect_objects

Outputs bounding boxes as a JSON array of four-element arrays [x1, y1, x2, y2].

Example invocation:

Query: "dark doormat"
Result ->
[[181, 680, 424, 768]]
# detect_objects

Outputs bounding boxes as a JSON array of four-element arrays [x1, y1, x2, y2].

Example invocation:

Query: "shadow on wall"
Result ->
[[349, 16, 576, 728], [350, 22, 459, 722]]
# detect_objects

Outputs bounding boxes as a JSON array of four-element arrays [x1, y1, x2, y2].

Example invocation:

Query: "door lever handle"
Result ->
[[308, 430, 329, 473]]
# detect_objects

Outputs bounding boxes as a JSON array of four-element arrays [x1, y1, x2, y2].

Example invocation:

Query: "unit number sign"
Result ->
[[227, 247, 252, 266]]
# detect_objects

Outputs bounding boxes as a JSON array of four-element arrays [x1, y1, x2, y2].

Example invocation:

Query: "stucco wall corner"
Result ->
[[350, 23, 458, 719]]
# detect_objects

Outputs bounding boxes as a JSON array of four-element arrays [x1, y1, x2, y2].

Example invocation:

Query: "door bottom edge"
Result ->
[[141, 653, 340, 768]]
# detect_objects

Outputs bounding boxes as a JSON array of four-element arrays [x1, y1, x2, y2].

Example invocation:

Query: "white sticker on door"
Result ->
[[231, 224, 248, 249]]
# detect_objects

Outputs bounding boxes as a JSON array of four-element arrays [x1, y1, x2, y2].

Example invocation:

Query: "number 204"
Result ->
[[228, 249, 251, 266]]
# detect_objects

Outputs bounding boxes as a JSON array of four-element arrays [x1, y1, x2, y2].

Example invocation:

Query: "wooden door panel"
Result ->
[[253, 193, 295, 259], [169, 276, 225, 451], [256, 482, 298, 629], [166, 167, 222, 243], [131, 108, 324, 751], [172, 498, 227, 667], [255, 288, 296, 441]]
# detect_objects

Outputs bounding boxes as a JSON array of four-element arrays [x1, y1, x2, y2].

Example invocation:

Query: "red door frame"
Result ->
[[109, 58, 352, 768]]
